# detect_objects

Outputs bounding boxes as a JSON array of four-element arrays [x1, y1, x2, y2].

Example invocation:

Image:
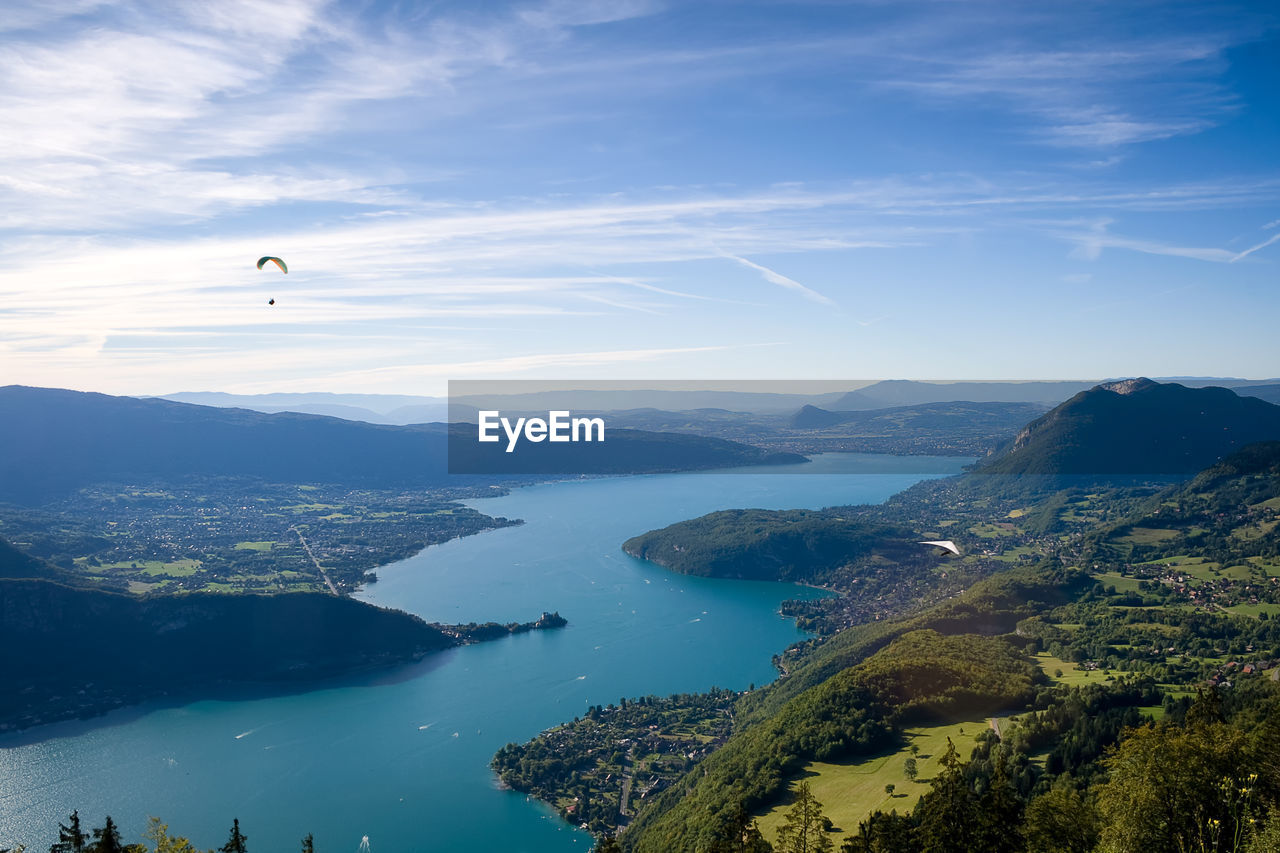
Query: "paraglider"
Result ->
[[257, 257, 285, 306], [256, 256, 287, 273]]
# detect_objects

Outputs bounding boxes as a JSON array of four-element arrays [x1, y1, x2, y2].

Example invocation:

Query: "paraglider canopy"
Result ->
[[268, 298, 275, 306], [257, 256, 287, 274]]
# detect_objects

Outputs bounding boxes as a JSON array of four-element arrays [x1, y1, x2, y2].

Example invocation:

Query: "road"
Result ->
[[291, 526, 339, 595], [618, 746, 635, 825]]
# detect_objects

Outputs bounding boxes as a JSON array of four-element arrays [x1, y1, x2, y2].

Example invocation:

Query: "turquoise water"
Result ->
[[0, 454, 968, 852]]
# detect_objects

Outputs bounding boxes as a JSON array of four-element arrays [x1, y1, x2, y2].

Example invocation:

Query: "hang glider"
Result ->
[[919, 540, 960, 556]]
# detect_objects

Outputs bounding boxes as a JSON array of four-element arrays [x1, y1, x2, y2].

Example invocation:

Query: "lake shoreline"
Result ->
[[2, 453, 969, 852]]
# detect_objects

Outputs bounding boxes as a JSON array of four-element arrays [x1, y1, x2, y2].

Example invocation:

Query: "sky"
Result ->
[[1, 0, 1278, 396]]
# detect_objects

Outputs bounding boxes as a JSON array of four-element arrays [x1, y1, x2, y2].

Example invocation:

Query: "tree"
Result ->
[[300, 835, 314, 853], [219, 821, 246, 853], [973, 754, 1023, 853], [89, 818, 124, 853], [884, 784, 895, 797], [142, 819, 199, 853], [1094, 721, 1255, 853], [903, 758, 917, 782], [775, 781, 833, 853], [709, 801, 773, 853], [914, 740, 981, 853], [51, 811, 88, 853], [1022, 784, 1100, 853], [843, 811, 915, 853], [594, 836, 622, 853]]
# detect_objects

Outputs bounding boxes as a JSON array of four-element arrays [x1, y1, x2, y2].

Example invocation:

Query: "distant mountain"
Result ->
[[0, 386, 798, 503], [790, 400, 1047, 430], [1235, 383, 1280, 405], [450, 388, 856, 414], [448, 423, 803, 476], [159, 391, 444, 422], [977, 379, 1280, 476], [385, 403, 458, 423], [0, 386, 454, 503], [829, 380, 1099, 411]]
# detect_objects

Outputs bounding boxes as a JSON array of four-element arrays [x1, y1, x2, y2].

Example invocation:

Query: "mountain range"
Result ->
[[157, 379, 1280, 428], [976, 378, 1280, 476], [0, 386, 798, 504]]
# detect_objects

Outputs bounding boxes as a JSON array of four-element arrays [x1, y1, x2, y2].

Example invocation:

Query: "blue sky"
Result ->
[[1, 0, 1277, 394]]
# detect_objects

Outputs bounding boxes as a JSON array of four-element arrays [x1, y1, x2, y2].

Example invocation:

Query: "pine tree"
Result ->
[[300, 834, 314, 853], [709, 801, 774, 853], [219, 820, 247, 853], [51, 811, 88, 853], [914, 739, 980, 853], [775, 781, 832, 853], [89, 818, 124, 853], [843, 810, 916, 853], [974, 753, 1023, 853]]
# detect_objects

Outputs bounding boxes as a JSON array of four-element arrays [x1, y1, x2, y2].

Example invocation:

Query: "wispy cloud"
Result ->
[[1230, 232, 1280, 263], [1055, 218, 1272, 264], [238, 343, 769, 393], [718, 253, 834, 306], [2, 1, 1278, 391]]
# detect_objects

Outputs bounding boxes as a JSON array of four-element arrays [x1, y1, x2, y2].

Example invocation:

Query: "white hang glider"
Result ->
[[919, 540, 960, 556]]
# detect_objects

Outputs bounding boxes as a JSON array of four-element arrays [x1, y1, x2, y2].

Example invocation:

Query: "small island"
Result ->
[[448, 611, 569, 642]]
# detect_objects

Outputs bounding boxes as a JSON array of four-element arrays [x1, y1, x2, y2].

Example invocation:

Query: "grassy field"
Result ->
[[1248, 557, 1280, 577], [968, 522, 1019, 539], [1034, 653, 1111, 687], [1232, 518, 1278, 542], [1092, 571, 1143, 594], [88, 558, 201, 576], [1114, 527, 1180, 545], [989, 545, 1039, 564], [1184, 561, 1255, 582], [1136, 554, 1275, 583], [752, 719, 986, 847], [1224, 602, 1280, 619], [233, 540, 276, 551]]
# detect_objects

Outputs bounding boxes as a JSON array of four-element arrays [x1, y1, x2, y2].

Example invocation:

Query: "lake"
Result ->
[[0, 453, 969, 852]]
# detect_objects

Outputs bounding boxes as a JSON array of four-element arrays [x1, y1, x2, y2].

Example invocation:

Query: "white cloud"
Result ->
[[1230, 232, 1280, 263], [719, 253, 834, 306], [1, 1, 1277, 391]]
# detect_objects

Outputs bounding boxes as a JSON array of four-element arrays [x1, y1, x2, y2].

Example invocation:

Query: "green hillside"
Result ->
[[622, 509, 916, 582]]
